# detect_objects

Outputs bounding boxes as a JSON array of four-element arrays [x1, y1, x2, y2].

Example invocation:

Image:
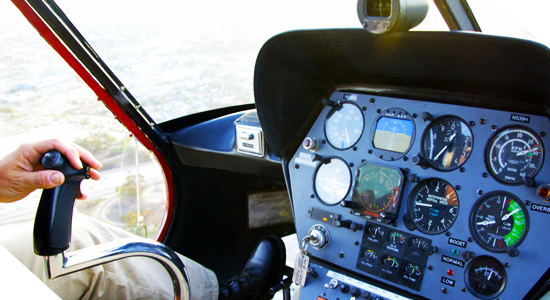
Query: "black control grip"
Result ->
[[33, 150, 90, 256]]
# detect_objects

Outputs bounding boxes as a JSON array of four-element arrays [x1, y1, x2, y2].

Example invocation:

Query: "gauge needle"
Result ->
[[477, 220, 496, 226], [448, 132, 456, 142], [488, 268, 494, 280], [516, 148, 538, 156], [433, 145, 448, 161], [415, 203, 433, 207], [502, 208, 520, 221], [345, 128, 350, 146]]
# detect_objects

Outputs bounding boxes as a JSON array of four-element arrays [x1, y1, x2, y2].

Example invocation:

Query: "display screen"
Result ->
[[373, 117, 413, 153]]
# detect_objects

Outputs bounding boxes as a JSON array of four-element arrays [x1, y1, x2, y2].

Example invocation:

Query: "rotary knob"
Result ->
[[308, 224, 330, 250]]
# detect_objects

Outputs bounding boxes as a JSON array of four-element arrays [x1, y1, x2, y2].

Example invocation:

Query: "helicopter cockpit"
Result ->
[[4, 0, 550, 299]]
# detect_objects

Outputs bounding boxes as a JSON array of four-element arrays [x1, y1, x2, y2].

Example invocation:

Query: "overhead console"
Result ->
[[288, 91, 550, 299]]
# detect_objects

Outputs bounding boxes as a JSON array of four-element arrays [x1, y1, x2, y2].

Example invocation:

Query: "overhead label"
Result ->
[[441, 277, 455, 287], [441, 255, 465, 268], [448, 237, 467, 248], [531, 203, 550, 214], [510, 114, 531, 123], [343, 94, 358, 101]]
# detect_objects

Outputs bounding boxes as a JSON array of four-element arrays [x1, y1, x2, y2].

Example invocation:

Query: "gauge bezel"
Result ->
[[484, 124, 545, 186], [350, 161, 404, 220], [464, 255, 507, 299], [324, 101, 365, 150], [420, 115, 473, 172], [312, 156, 352, 206], [407, 178, 459, 235], [468, 191, 530, 253], [369, 108, 415, 161]]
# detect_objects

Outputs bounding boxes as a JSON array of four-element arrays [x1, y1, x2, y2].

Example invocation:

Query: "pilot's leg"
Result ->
[[0, 212, 218, 300]]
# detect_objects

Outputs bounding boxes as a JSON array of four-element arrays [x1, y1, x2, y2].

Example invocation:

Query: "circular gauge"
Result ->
[[486, 125, 544, 185], [313, 157, 352, 205], [465, 256, 507, 299], [469, 191, 529, 252], [370, 108, 415, 161], [408, 237, 429, 251], [351, 163, 404, 219], [325, 102, 365, 150], [388, 231, 405, 246], [408, 178, 459, 234], [421, 116, 473, 171]]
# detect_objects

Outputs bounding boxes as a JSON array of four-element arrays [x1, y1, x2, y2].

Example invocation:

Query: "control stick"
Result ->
[[33, 150, 90, 256]]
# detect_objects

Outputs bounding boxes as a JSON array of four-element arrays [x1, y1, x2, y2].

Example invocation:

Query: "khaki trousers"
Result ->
[[0, 213, 218, 300]]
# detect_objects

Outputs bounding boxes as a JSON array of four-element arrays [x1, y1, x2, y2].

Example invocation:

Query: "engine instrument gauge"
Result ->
[[351, 162, 404, 221], [314, 157, 352, 205], [421, 116, 473, 171], [486, 125, 544, 185], [469, 191, 529, 252], [465, 256, 507, 299], [325, 102, 365, 150], [407, 178, 459, 234]]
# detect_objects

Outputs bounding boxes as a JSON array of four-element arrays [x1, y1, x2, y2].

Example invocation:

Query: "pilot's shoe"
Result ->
[[219, 236, 286, 300]]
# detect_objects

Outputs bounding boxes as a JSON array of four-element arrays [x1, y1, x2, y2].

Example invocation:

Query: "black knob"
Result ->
[[351, 287, 361, 297], [362, 291, 372, 300], [508, 247, 520, 257], [338, 219, 352, 227], [322, 98, 336, 107], [341, 200, 357, 208], [350, 222, 363, 231], [339, 283, 349, 293], [462, 250, 475, 262], [307, 268, 318, 278], [422, 112, 433, 122], [525, 177, 536, 188], [427, 245, 438, 256]]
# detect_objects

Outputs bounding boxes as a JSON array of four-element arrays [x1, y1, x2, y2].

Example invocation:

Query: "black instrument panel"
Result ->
[[288, 91, 550, 300]]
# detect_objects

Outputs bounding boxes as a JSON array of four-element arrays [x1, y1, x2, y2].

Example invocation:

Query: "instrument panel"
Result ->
[[288, 91, 550, 299]]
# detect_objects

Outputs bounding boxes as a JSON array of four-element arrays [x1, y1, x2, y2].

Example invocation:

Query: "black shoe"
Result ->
[[219, 236, 286, 300]]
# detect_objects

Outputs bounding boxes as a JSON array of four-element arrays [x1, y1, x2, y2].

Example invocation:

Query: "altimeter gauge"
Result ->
[[469, 191, 529, 253], [407, 178, 459, 234], [421, 116, 473, 171]]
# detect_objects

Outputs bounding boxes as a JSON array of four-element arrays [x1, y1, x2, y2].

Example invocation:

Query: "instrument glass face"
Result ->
[[373, 117, 414, 153], [351, 162, 403, 219], [486, 126, 544, 185], [469, 191, 529, 252], [421, 116, 473, 171], [465, 256, 507, 299], [314, 157, 352, 205], [408, 178, 459, 234], [325, 102, 365, 150]]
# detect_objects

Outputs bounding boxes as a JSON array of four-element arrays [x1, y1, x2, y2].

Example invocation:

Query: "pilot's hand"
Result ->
[[0, 139, 102, 203]]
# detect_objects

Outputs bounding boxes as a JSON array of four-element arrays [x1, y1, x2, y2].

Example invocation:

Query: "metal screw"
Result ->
[[477, 189, 483, 195], [412, 113, 418, 118], [525, 200, 531, 206], [491, 125, 497, 131], [504, 262, 510, 267], [403, 168, 410, 174], [469, 121, 475, 126], [368, 150, 373, 154], [350, 163, 354, 167], [483, 172, 488, 178], [295, 164, 299, 169], [322, 140, 326, 144], [377, 109, 381, 113], [462, 287, 467, 292], [362, 107, 367, 111], [339, 252, 344, 258], [311, 194, 315, 198], [353, 146, 357, 151], [355, 241, 359, 246], [460, 167, 465, 172], [446, 232, 451, 237], [442, 288, 447, 294], [428, 265, 433, 270], [403, 156, 408, 161], [456, 185, 461, 190], [370, 98, 375, 103], [380, 155, 384, 159], [541, 132, 546, 137], [361, 159, 366, 163], [468, 237, 473, 242], [480, 118, 486, 125]]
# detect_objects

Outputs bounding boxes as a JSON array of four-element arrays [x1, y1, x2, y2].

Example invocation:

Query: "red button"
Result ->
[[447, 269, 454, 276], [316, 297, 327, 300]]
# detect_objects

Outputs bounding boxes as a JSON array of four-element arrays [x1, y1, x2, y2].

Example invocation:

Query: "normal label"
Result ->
[[448, 237, 467, 248], [441, 255, 465, 268]]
